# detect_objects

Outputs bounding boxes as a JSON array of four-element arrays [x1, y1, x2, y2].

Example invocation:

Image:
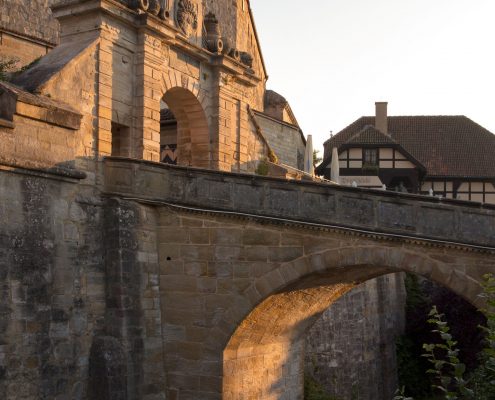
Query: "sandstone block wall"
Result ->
[[1, 2, 494, 400], [306, 274, 406, 400], [0, 169, 105, 400], [0, 168, 168, 400], [0, 33, 51, 68], [0, 0, 59, 44], [0, 0, 58, 67], [254, 111, 305, 169], [0, 159, 494, 399]]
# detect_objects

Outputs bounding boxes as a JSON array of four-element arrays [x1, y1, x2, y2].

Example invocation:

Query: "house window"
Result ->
[[363, 149, 378, 167]]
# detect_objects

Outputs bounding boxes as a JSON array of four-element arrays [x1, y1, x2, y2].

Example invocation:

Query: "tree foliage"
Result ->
[[422, 306, 473, 399], [396, 274, 495, 400], [313, 149, 323, 167]]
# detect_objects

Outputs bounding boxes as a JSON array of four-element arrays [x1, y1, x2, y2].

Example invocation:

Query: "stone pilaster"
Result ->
[[103, 199, 166, 399], [133, 31, 165, 162]]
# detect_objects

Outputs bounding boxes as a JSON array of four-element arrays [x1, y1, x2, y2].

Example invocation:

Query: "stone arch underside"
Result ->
[[162, 86, 210, 168], [221, 246, 485, 400]]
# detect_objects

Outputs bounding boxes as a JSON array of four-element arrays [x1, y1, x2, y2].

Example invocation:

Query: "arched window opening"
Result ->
[[160, 101, 178, 165], [160, 87, 210, 168]]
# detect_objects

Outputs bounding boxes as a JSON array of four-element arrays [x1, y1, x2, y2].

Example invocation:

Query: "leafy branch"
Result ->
[[422, 306, 473, 399], [395, 274, 495, 400]]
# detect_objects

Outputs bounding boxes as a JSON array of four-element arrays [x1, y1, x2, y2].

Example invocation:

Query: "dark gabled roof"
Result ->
[[317, 116, 495, 179], [346, 125, 397, 146]]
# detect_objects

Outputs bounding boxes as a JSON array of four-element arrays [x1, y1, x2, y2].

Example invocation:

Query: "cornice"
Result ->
[[102, 192, 495, 255]]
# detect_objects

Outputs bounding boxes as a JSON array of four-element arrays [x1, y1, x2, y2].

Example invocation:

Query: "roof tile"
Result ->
[[319, 116, 495, 178]]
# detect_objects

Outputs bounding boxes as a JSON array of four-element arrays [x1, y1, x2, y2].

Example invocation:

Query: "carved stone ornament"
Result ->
[[176, 0, 198, 36], [204, 12, 223, 53], [125, 0, 169, 20]]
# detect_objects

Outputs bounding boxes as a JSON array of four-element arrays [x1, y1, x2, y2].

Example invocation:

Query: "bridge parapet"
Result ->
[[104, 157, 495, 249]]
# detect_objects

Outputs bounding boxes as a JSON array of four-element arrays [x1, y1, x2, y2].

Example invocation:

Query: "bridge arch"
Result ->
[[221, 245, 484, 399], [103, 159, 495, 399], [160, 83, 210, 169]]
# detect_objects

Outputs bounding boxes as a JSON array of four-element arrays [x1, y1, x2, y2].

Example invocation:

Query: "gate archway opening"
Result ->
[[222, 258, 485, 400], [160, 87, 210, 168]]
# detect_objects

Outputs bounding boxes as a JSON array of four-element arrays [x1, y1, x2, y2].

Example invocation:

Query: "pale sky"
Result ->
[[250, 0, 495, 153]]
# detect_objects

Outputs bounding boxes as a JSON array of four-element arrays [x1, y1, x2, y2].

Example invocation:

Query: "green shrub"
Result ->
[[422, 306, 473, 399], [396, 274, 495, 400]]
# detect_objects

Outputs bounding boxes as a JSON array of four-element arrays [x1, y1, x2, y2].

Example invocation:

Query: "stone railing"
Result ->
[[104, 157, 495, 248]]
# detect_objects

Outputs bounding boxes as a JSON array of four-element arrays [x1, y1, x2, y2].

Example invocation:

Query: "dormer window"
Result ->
[[363, 148, 378, 167]]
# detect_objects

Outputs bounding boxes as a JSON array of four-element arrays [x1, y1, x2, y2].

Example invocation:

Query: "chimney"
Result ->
[[375, 102, 388, 135]]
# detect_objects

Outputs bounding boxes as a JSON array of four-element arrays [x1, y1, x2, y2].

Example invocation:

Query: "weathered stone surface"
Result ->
[[88, 336, 127, 400], [253, 111, 306, 170], [1, 176, 492, 400], [305, 274, 406, 400], [0, 1, 494, 399], [0, 170, 105, 400], [105, 158, 495, 248], [0, 0, 59, 45]]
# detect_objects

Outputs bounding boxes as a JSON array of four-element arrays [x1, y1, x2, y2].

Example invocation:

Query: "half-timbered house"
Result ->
[[316, 102, 495, 203]]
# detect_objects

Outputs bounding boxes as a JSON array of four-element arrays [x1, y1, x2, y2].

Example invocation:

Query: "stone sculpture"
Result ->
[[176, 0, 198, 36], [126, 0, 169, 19], [204, 12, 223, 53], [240, 51, 253, 68]]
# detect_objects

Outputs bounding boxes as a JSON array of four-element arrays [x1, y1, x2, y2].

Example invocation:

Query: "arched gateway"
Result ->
[[161, 86, 210, 168]]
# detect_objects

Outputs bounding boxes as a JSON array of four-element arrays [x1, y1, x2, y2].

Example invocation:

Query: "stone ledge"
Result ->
[[0, 161, 87, 181], [0, 118, 14, 129], [103, 157, 495, 210], [0, 81, 82, 130], [0, 27, 58, 47]]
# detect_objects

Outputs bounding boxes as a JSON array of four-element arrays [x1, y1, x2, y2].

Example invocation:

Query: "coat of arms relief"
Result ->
[[176, 0, 199, 37]]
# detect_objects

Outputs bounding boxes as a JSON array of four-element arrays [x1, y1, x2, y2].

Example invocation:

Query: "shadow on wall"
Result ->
[[304, 273, 407, 400], [0, 157, 158, 400], [0, 160, 107, 399], [2, 157, 493, 400]]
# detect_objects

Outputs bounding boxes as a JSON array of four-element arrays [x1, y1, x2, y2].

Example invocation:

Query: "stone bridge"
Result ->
[[101, 157, 495, 400], [1, 1, 494, 398]]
